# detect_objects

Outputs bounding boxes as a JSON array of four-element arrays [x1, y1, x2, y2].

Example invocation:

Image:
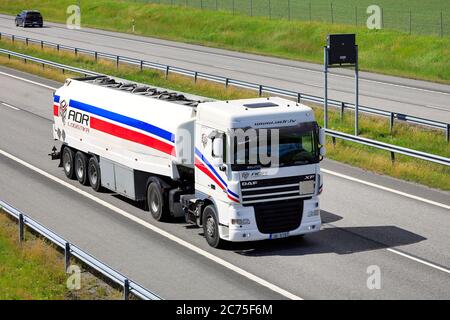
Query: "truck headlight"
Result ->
[[231, 219, 251, 226]]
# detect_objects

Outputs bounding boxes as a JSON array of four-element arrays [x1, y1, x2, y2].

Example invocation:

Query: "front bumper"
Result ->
[[219, 197, 322, 242]]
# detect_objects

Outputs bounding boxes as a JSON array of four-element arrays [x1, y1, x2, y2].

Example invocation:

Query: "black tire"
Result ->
[[62, 147, 75, 179], [74, 151, 89, 185], [88, 157, 102, 191], [147, 180, 169, 221], [202, 205, 224, 248]]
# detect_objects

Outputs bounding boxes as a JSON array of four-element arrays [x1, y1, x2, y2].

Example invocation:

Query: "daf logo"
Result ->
[[242, 181, 258, 187]]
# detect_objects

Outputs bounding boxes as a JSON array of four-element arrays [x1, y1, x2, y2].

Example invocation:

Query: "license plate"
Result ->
[[270, 232, 290, 240]]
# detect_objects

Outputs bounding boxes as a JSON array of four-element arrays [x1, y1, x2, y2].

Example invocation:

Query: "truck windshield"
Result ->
[[231, 122, 320, 171]]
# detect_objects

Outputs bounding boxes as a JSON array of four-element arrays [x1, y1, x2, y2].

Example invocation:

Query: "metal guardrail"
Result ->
[[0, 47, 449, 167], [1, 31, 449, 139], [325, 129, 450, 166], [0, 199, 162, 300]]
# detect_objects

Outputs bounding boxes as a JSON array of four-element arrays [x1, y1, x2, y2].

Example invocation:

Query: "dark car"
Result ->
[[15, 10, 43, 28]]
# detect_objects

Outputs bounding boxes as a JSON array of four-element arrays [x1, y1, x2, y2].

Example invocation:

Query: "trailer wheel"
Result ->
[[88, 157, 101, 191], [203, 205, 224, 248], [62, 147, 75, 179], [147, 181, 169, 221], [74, 151, 89, 185]]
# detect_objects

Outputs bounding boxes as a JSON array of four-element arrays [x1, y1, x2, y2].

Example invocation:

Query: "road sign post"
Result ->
[[324, 34, 359, 135]]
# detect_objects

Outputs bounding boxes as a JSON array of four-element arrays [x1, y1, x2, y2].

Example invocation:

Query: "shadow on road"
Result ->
[[229, 224, 426, 257]]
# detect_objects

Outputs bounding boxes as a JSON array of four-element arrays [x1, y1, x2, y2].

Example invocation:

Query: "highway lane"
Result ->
[[0, 14, 449, 123], [0, 67, 449, 299]]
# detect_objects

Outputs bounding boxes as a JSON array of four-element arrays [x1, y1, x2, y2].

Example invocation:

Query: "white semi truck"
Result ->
[[51, 76, 325, 247]]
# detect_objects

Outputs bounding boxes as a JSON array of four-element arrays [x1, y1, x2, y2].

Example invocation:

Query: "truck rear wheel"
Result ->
[[203, 205, 224, 248], [88, 157, 101, 191], [62, 147, 75, 179], [147, 181, 169, 221], [74, 152, 89, 185]]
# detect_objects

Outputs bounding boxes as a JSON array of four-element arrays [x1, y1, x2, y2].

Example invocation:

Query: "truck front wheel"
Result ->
[[203, 205, 224, 248], [147, 181, 169, 221], [74, 152, 89, 185], [62, 147, 75, 179]]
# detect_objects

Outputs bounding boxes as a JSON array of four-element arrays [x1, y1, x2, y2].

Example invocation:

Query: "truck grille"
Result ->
[[240, 175, 315, 206], [254, 199, 304, 234]]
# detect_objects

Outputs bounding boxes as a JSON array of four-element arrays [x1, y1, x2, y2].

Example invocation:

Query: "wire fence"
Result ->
[[131, 0, 450, 37]]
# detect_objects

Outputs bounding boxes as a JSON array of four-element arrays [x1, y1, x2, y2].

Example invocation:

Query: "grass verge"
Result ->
[[0, 1, 449, 84], [0, 210, 122, 299], [0, 38, 449, 191]]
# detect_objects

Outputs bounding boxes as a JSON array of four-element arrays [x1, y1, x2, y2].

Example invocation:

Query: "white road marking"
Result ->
[[1, 102, 20, 110], [0, 71, 58, 90], [322, 169, 450, 211], [387, 248, 450, 274], [0, 148, 302, 300]]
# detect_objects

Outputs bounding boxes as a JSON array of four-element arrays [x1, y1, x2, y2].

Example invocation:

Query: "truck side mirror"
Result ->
[[320, 146, 326, 157], [319, 128, 326, 146], [212, 136, 224, 166]]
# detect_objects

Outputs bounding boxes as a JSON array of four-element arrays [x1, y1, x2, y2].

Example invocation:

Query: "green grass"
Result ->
[[0, 212, 67, 299], [0, 37, 448, 190], [0, 211, 123, 300], [135, 0, 450, 36], [0, 1, 449, 84]]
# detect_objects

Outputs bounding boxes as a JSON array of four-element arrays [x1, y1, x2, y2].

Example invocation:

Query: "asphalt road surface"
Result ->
[[0, 14, 449, 123], [0, 66, 449, 299]]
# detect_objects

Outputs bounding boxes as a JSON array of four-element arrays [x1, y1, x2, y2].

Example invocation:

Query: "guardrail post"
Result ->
[[340, 102, 345, 120], [225, 78, 229, 88], [258, 85, 263, 97], [140, 60, 143, 71], [24, 58, 27, 65], [390, 151, 395, 164], [116, 56, 120, 69], [297, 93, 301, 104], [18, 213, 25, 242], [41, 41, 44, 49], [74, 48, 78, 56], [12, 35, 14, 43], [64, 242, 71, 273], [0, 32, 2, 40], [446, 124, 450, 143], [194, 71, 198, 83], [25, 38, 29, 46], [95, 52, 98, 62], [123, 279, 130, 300], [165, 66, 169, 79], [56, 44, 59, 52], [389, 112, 395, 134], [332, 137, 336, 146]]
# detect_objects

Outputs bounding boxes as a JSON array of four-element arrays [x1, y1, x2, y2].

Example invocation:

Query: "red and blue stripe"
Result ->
[[53, 95, 60, 116], [195, 148, 240, 203], [53, 95, 175, 155]]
